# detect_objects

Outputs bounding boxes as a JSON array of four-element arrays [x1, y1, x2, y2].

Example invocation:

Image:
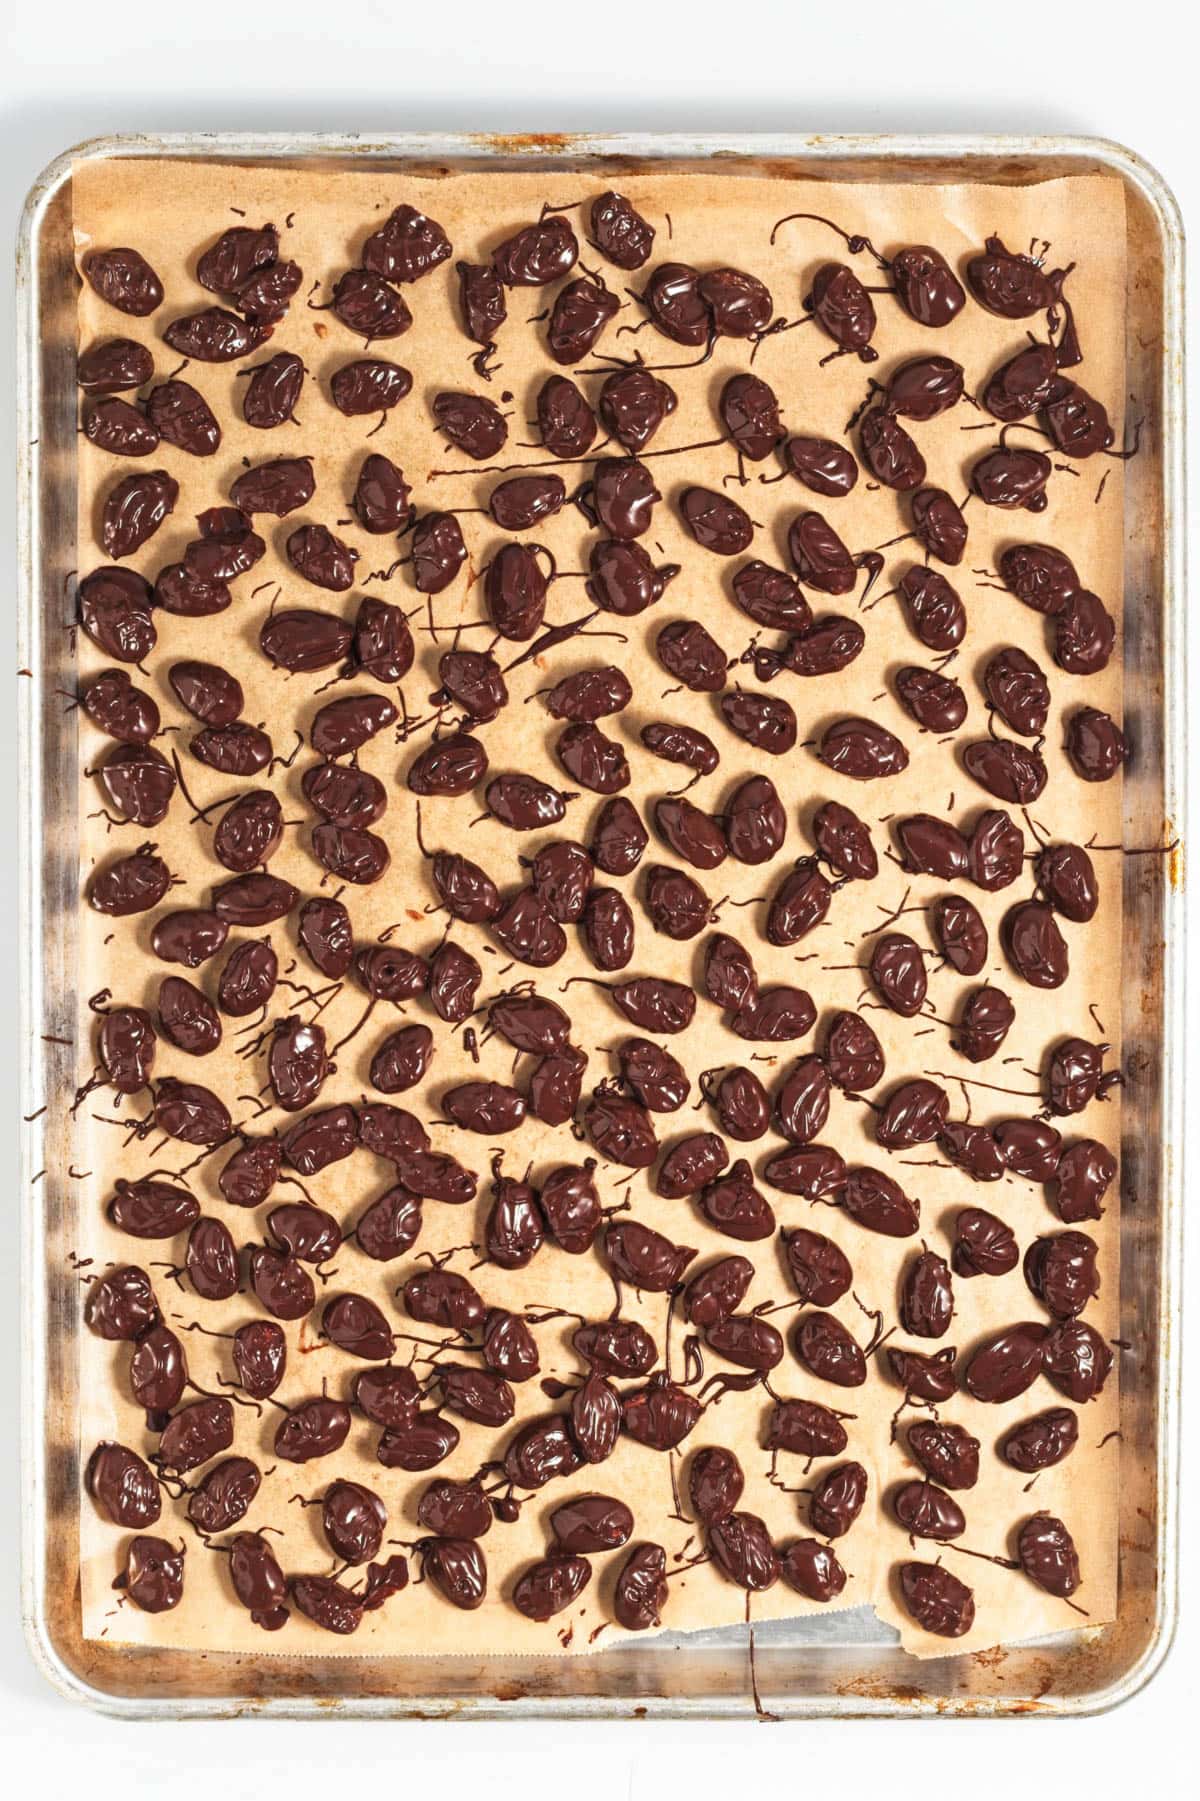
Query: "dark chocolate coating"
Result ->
[[842, 1165, 920, 1237], [188, 1457, 261, 1534], [785, 436, 858, 498], [1065, 707, 1128, 782], [721, 689, 797, 756], [548, 279, 619, 363], [537, 375, 597, 456], [79, 337, 155, 394], [731, 560, 813, 631], [587, 537, 679, 615], [809, 1462, 868, 1538], [720, 373, 782, 460], [943, 1117, 1009, 1187], [707, 1512, 780, 1590], [1024, 1230, 1101, 1320], [157, 1398, 234, 1474], [907, 1421, 979, 1491], [84, 1267, 157, 1339], [1052, 1139, 1116, 1222], [796, 1311, 867, 1388], [331, 358, 412, 419], [789, 511, 855, 593], [614, 1543, 669, 1630], [84, 247, 163, 316], [1055, 590, 1116, 675], [1002, 1408, 1079, 1474], [825, 1010, 885, 1092], [898, 1562, 974, 1638], [781, 1538, 848, 1604], [1042, 1319, 1113, 1402], [806, 263, 877, 358], [81, 668, 160, 743], [1037, 843, 1099, 923], [84, 396, 160, 458], [983, 343, 1067, 422], [910, 487, 968, 565], [1018, 1513, 1081, 1598], [121, 1537, 185, 1614], [782, 1227, 852, 1306], [954, 985, 1016, 1063], [88, 1442, 162, 1529], [900, 1250, 955, 1338], [290, 1575, 363, 1635], [640, 262, 710, 345], [765, 857, 831, 945], [1003, 900, 1069, 989], [656, 619, 729, 693], [100, 469, 178, 561], [887, 1346, 958, 1403], [680, 486, 754, 556], [421, 1537, 488, 1611], [433, 390, 508, 460], [964, 1324, 1048, 1403], [363, 205, 452, 283], [813, 800, 877, 880], [165, 308, 264, 363], [707, 1314, 784, 1373], [147, 380, 222, 456], [766, 1398, 848, 1461], [966, 808, 1025, 891], [859, 409, 926, 491], [556, 722, 629, 794], [591, 192, 655, 269], [898, 566, 965, 652], [962, 738, 1047, 805], [890, 245, 965, 326], [870, 932, 927, 1017], [819, 717, 908, 781], [688, 1447, 745, 1524], [933, 895, 988, 975], [513, 1553, 592, 1621]]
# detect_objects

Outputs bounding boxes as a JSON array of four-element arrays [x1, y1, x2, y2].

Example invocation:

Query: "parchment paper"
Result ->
[[70, 155, 1127, 1662]]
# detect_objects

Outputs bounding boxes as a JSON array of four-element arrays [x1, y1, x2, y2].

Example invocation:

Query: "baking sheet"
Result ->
[[68, 155, 1127, 1663]]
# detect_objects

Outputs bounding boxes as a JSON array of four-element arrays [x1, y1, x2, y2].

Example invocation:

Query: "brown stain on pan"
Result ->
[[476, 133, 581, 155]]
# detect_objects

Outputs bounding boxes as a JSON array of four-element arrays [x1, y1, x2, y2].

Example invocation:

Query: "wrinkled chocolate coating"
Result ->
[[1042, 1319, 1113, 1402], [88, 1441, 162, 1528], [796, 1311, 867, 1388], [1002, 1407, 1079, 1474], [806, 263, 877, 359], [1018, 1512, 1082, 1597], [898, 566, 966, 653], [1004, 900, 1070, 989], [1065, 707, 1128, 782], [85, 247, 163, 316], [953, 1206, 1019, 1279], [908, 1421, 980, 1491], [899, 1562, 974, 1637], [708, 1512, 780, 1590], [120, 1536, 185, 1613], [1052, 1139, 1116, 1222], [810, 1461, 868, 1538]]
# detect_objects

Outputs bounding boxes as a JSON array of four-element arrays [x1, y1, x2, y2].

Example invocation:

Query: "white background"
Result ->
[[2, 2, 1194, 1794]]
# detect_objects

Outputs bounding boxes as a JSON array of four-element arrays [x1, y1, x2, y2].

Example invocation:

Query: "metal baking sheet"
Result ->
[[17, 131, 1184, 1719]]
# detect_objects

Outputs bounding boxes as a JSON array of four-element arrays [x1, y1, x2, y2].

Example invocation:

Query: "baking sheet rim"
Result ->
[[16, 128, 1186, 1720]]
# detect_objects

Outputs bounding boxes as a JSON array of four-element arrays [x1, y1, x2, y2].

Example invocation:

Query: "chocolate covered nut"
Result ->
[[1018, 1513, 1082, 1598], [898, 1562, 974, 1638]]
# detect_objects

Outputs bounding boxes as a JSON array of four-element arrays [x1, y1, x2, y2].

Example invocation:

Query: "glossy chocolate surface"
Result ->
[[70, 179, 1127, 1655]]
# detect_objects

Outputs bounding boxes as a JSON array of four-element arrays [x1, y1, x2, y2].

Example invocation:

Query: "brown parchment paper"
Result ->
[[70, 155, 1127, 1663]]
